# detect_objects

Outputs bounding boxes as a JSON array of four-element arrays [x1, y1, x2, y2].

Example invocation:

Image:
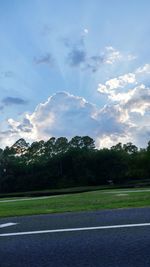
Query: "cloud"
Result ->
[[65, 39, 136, 72], [41, 24, 51, 36], [67, 48, 86, 66], [2, 97, 28, 106], [34, 53, 54, 66], [103, 46, 122, 64], [8, 118, 33, 133], [98, 73, 137, 102], [85, 55, 104, 72], [98, 73, 136, 91], [96, 133, 131, 149], [104, 46, 137, 64], [124, 84, 150, 115], [1, 92, 126, 148], [0, 71, 14, 78], [64, 33, 86, 67], [1, 71, 150, 149], [97, 63, 150, 102], [84, 47, 132, 72], [136, 64, 150, 74], [96, 62, 150, 147]]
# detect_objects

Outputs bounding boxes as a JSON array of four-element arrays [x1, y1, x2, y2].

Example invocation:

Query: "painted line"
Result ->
[[0, 222, 18, 228], [0, 223, 150, 237]]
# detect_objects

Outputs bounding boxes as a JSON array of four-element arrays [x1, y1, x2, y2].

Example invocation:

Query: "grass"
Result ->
[[0, 185, 120, 199], [0, 188, 150, 217]]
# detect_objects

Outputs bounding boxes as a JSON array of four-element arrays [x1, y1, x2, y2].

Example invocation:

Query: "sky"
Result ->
[[0, 0, 150, 148]]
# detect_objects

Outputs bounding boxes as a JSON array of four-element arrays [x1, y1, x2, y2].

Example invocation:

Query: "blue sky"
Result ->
[[0, 0, 150, 148]]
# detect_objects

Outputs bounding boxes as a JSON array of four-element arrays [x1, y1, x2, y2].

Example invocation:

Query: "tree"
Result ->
[[55, 137, 68, 154], [111, 142, 123, 151], [69, 136, 95, 150], [69, 136, 83, 149], [147, 141, 150, 152], [123, 142, 138, 154], [45, 137, 56, 158], [82, 136, 95, 150]]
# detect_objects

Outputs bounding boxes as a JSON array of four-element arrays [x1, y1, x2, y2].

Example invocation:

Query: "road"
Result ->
[[0, 208, 150, 267]]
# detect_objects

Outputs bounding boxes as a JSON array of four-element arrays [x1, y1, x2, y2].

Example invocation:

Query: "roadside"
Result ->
[[0, 187, 150, 218]]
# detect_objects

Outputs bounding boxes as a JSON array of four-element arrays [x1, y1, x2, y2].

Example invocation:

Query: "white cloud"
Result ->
[[97, 63, 150, 102], [96, 61, 150, 148], [96, 133, 132, 149], [104, 46, 122, 64], [1, 61, 150, 151], [124, 84, 150, 115], [98, 73, 136, 93], [136, 64, 150, 74], [98, 73, 137, 103], [0, 92, 126, 148], [4, 92, 98, 143], [102, 46, 136, 65]]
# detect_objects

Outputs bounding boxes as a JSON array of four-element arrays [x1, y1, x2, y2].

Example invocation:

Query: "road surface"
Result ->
[[0, 208, 150, 266]]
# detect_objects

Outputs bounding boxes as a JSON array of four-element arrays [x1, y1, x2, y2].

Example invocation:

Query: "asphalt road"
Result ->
[[0, 208, 150, 267]]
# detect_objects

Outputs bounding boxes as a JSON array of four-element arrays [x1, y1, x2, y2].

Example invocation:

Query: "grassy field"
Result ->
[[0, 188, 150, 217], [0, 185, 121, 199]]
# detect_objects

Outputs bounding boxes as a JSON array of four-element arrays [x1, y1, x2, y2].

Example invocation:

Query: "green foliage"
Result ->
[[0, 136, 150, 194]]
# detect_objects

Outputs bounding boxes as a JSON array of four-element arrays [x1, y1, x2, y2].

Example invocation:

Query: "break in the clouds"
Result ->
[[2, 97, 28, 106]]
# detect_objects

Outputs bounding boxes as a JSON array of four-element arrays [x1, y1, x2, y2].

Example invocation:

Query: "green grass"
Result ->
[[0, 185, 119, 199], [0, 188, 150, 217]]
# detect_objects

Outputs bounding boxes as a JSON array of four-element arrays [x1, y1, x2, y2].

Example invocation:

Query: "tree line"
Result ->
[[0, 136, 150, 193]]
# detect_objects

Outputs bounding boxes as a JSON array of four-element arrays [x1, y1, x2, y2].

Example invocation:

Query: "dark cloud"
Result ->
[[17, 118, 33, 133], [64, 35, 124, 72], [64, 37, 104, 71], [86, 55, 104, 72], [67, 48, 104, 71], [34, 53, 54, 66], [67, 48, 86, 67], [41, 24, 51, 36], [63, 34, 87, 67], [17, 126, 32, 133], [2, 97, 28, 106], [0, 71, 14, 78], [3, 71, 14, 77], [62, 37, 72, 48]]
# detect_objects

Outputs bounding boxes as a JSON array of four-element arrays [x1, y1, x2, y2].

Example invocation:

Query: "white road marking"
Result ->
[[0, 222, 18, 228], [0, 222, 150, 237]]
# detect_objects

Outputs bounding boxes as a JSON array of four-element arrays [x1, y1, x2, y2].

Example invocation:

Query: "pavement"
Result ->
[[0, 207, 150, 266]]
